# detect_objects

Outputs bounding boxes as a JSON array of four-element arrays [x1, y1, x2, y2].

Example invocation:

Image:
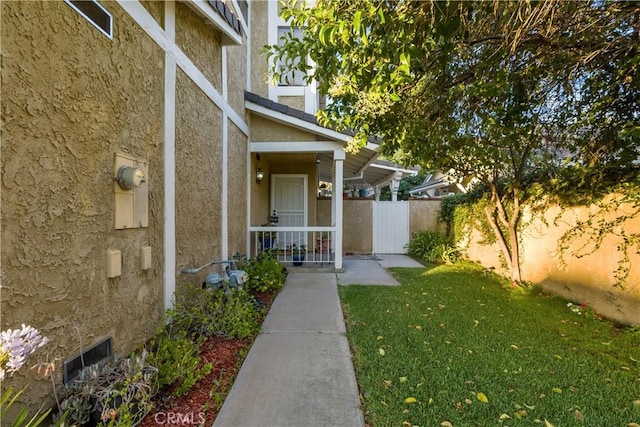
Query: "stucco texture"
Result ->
[[250, 0, 269, 97], [409, 199, 444, 235], [317, 199, 373, 254], [226, 42, 248, 118], [227, 122, 248, 254], [175, 2, 222, 93], [463, 202, 640, 325], [175, 69, 223, 272], [343, 200, 373, 254], [1, 0, 164, 406], [250, 115, 318, 142]]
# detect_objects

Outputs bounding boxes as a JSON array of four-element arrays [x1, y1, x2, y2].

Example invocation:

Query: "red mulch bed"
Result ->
[[140, 291, 275, 426]]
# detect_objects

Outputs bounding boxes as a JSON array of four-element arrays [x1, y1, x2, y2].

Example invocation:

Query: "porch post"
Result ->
[[333, 149, 345, 270], [374, 186, 382, 201], [390, 171, 402, 202]]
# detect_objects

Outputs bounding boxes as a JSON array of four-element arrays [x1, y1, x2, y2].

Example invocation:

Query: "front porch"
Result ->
[[244, 91, 417, 270], [250, 226, 338, 268]]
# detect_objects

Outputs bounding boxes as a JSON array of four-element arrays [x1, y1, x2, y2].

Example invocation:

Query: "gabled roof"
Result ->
[[244, 91, 416, 186]]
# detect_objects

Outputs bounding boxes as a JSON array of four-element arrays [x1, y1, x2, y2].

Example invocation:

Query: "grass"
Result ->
[[338, 261, 640, 427]]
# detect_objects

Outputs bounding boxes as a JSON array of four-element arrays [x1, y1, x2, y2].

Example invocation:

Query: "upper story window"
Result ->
[[277, 26, 306, 86], [65, 0, 113, 39]]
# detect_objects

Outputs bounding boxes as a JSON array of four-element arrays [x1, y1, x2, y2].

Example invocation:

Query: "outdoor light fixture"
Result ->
[[256, 168, 264, 184]]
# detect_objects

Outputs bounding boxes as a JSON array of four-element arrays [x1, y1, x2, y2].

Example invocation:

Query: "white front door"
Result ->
[[271, 174, 308, 247]]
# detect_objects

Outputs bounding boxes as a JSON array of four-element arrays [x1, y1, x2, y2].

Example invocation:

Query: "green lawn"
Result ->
[[339, 262, 640, 427]]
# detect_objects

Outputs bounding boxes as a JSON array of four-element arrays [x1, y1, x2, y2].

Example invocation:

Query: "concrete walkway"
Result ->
[[213, 255, 423, 427]]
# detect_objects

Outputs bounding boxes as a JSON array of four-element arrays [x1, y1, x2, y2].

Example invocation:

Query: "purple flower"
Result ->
[[0, 324, 49, 380]]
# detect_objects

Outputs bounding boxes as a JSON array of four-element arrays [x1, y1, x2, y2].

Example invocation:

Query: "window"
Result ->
[[63, 336, 113, 384], [277, 26, 306, 86], [237, 0, 248, 24], [65, 0, 113, 39]]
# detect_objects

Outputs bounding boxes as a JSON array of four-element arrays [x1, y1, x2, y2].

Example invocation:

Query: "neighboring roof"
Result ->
[[244, 91, 415, 186], [207, 0, 242, 36], [409, 178, 451, 195]]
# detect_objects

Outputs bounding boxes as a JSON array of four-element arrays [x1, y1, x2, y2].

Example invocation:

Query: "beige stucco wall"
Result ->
[[317, 199, 373, 254], [228, 122, 248, 254], [1, 0, 249, 414], [175, 70, 223, 269], [250, 0, 269, 97], [278, 95, 305, 111], [463, 201, 640, 325], [1, 0, 165, 407], [176, 2, 222, 93], [227, 41, 248, 117], [344, 200, 373, 254], [251, 155, 272, 225], [409, 199, 444, 236], [250, 115, 318, 142]]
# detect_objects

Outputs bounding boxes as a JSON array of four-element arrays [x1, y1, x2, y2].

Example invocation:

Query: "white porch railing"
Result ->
[[249, 226, 336, 267]]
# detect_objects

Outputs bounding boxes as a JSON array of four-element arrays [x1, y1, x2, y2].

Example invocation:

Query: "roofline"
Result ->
[[370, 163, 417, 175], [246, 101, 352, 143], [184, 0, 243, 45]]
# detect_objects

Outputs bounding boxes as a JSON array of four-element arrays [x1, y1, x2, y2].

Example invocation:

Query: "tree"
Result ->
[[268, 0, 640, 283]]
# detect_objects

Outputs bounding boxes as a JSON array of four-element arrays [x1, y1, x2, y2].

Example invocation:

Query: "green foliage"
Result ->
[[0, 387, 52, 427], [268, 0, 640, 282], [379, 172, 427, 201], [339, 263, 640, 426], [243, 251, 287, 293], [554, 187, 640, 289], [147, 330, 212, 397], [406, 230, 458, 264], [58, 353, 158, 426], [168, 286, 263, 340]]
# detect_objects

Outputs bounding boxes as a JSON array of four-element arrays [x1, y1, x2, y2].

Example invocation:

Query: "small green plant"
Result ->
[[57, 352, 158, 426], [429, 243, 459, 264], [147, 330, 212, 396], [169, 286, 263, 339], [406, 230, 458, 264], [0, 387, 52, 427], [244, 252, 287, 293]]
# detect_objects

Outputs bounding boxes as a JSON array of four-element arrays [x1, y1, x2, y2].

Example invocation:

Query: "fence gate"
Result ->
[[372, 201, 410, 254]]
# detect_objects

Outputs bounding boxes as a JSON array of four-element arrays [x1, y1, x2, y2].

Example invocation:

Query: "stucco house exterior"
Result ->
[[1, 0, 412, 408]]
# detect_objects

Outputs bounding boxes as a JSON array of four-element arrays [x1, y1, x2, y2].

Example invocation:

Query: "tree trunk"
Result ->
[[485, 184, 522, 283]]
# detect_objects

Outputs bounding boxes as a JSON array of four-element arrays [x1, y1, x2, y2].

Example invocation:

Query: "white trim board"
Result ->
[[250, 141, 344, 153], [184, 0, 243, 46], [245, 102, 351, 143], [163, 0, 177, 311], [116, 0, 249, 136]]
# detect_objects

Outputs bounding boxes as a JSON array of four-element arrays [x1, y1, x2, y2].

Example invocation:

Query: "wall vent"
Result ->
[[63, 336, 113, 385], [65, 0, 113, 39]]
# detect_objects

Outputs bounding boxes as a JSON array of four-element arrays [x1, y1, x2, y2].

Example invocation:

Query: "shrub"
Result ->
[[57, 353, 158, 426], [243, 251, 287, 293], [168, 286, 263, 340], [406, 230, 459, 264], [146, 330, 212, 397]]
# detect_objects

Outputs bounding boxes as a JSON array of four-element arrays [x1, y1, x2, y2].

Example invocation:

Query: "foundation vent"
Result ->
[[65, 0, 113, 39], [63, 336, 113, 385]]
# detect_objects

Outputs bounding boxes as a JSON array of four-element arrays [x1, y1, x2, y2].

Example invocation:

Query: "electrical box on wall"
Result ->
[[114, 153, 149, 229]]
